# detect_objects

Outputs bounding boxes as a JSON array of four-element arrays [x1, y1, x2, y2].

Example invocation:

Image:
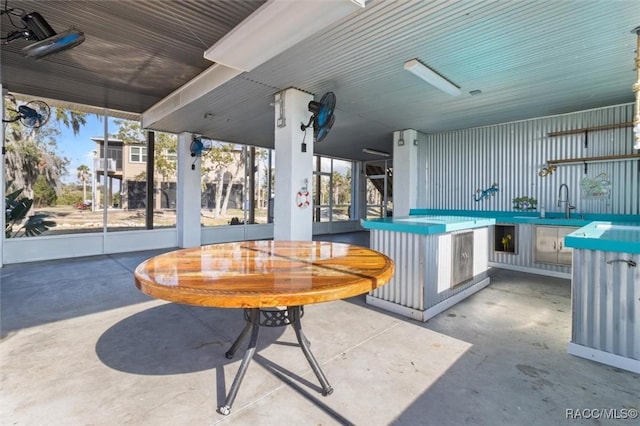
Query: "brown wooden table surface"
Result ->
[[134, 240, 395, 308], [134, 240, 394, 415]]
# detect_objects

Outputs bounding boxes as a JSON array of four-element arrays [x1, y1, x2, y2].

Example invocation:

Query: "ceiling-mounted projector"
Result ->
[[1, 10, 85, 59]]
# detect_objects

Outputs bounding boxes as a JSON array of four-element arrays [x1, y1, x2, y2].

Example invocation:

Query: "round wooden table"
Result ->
[[134, 240, 394, 415]]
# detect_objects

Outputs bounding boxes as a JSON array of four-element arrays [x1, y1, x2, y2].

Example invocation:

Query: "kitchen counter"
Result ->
[[394, 209, 640, 373], [407, 209, 639, 277], [409, 209, 640, 227], [360, 215, 496, 234], [565, 222, 640, 254], [565, 222, 639, 374], [361, 215, 493, 322]]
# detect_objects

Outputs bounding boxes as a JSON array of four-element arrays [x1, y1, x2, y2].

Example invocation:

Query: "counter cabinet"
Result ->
[[568, 247, 639, 374], [489, 224, 575, 279], [365, 226, 491, 322], [534, 225, 578, 266]]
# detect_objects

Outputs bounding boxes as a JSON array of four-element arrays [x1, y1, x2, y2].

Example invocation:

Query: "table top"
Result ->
[[134, 240, 395, 308]]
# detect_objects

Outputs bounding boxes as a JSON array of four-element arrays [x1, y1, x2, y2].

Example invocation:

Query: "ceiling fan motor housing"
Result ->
[[311, 92, 336, 142], [22, 12, 57, 41], [190, 137, 215, 157]]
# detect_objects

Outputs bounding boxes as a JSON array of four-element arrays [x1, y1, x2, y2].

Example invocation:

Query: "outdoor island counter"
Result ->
[[360, 215, 495, 322], [565, 223, 640, 373]]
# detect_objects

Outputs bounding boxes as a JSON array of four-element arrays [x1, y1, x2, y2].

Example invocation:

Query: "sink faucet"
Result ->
[[557, 183, 576, 219]]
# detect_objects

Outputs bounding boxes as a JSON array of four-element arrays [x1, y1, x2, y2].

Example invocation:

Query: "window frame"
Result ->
[[129, 145, 148, 163]]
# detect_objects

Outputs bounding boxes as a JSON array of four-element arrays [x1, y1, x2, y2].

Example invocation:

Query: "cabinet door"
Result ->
[[451, 232, 474, 287], [535, 226, 558, 264], [557, 227, 578, 266]]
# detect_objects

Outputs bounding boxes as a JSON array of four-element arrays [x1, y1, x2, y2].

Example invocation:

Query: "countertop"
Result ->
[[408, 209, 640, 254], [410, 209, 640, 227], [565, 222, 640, 254], [361, 212, 640, 253], [360, 215, 496, 235]]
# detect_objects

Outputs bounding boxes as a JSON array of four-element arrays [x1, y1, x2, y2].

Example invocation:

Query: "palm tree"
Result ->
[[54, 108, 87, 136], [77, 164, 91, 203], [5, 181, 56, 237]]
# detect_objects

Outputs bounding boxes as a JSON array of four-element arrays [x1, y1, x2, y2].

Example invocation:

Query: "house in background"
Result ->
[[91, 137, 247, 213]]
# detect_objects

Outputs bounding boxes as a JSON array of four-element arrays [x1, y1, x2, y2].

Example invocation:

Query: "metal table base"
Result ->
[[218, 306, 333, 415]]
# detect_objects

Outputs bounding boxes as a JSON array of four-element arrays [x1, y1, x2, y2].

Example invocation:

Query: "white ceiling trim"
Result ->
[[142, 64, 242, 130]]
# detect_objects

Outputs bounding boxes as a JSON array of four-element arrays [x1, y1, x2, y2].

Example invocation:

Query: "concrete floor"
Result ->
[[1, 232, 638, 425]]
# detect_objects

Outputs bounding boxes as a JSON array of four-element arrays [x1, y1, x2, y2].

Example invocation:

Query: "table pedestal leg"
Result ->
[[218, 309, 260, 416], [217, 306, 334, 415], [287, 306, 334, 396], [225, 321, 252, 359]]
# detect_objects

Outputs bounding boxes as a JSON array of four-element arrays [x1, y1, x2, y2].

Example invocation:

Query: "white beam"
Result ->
[[141, 64, 242, 130], [204, 0, 365, 72]]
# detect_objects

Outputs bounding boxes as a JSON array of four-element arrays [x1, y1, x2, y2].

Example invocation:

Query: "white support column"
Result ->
[[176, 132, 201, 248], [273, 88, 314, 241], [393, 129, 419, 217], [353, 161, 367, 222]]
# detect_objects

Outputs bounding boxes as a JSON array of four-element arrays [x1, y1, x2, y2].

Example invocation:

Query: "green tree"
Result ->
[[4, 98, 83, 198], [57, 184, 84, 206], [54, 108, 87, 136], [33, 174, 57, 207], [332, 168, 351, 206], [332, 171, 346, 205], [255, 148, 270, 209], [202, 142, 243, 218]]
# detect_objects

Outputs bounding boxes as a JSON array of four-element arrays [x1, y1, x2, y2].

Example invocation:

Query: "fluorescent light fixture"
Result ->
[[404, 59, 461, 96], [362, 148, 390, 157], [204, 0, 365, 72]]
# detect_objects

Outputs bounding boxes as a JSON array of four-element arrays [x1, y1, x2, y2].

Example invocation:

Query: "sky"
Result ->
[[55, 113, 115, 184]]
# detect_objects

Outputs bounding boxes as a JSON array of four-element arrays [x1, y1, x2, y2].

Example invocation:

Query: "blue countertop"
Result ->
[[410, 209, 640, 227], [565, 222, 640, 254], [370, 209, 640, 253], [360, 215, 496, 235]]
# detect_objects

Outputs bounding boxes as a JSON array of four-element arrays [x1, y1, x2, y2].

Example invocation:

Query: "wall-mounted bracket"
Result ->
[[275, 92, 286, 128], [584, 130, 589, 149]]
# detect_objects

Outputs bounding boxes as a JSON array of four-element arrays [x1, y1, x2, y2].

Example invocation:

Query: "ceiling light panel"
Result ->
[[404, 59, 461, 96], [362, 148, 390, 157], [204, 0, 365, 72]]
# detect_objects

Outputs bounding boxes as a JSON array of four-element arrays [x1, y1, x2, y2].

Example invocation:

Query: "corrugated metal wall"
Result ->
[[572, 249, 639, 360], [369, 228, 489, 311], [370, 230, 424, 310], [418, 104, 638, 215]]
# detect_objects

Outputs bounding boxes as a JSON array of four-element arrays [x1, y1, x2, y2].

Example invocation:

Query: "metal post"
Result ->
[[145, 130, 154, 229], [248, 146, 256, 224]]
